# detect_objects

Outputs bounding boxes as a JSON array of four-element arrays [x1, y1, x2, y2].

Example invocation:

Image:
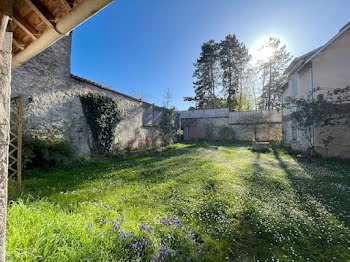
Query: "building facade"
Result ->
[[11, 34, 164, 155], [282, 23, 350, 158]]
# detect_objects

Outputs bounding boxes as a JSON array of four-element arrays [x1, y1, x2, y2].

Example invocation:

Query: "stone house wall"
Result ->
[[11, 34, 164, 155], [282, 27, 350, 158], [181, 109, 282, 141], [282, 65, 313, 152]]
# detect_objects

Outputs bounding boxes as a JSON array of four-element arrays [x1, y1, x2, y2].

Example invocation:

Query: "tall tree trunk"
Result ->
[[239, 72, 243, 112], [268, 59, 272, 110], [252, 81, 257, 110]]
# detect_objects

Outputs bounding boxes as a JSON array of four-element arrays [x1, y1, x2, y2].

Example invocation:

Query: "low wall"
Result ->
[[180, 109, 282, 142]]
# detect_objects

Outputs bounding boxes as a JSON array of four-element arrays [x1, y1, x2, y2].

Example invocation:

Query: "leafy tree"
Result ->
[[257, 38, 292, 110], [184, 40, 220, 109], [160, 89, 176, 146], [239, 65, 259, 110], [219, 34, 250, 111], [159, 108, 175, 146], [232, 95, 252, 112]]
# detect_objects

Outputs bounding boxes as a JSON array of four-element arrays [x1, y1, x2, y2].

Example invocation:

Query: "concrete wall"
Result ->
[[11, 34, 164, 155], [0, 32, 12, 262], [180, 109, 282, 141], [282, 27, 350, 158]]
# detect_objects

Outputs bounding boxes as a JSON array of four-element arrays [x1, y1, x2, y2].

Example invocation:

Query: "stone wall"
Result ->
[[11, 34, 164, 155], [180, 109, 282, 141], [0, 32, 12, 262]]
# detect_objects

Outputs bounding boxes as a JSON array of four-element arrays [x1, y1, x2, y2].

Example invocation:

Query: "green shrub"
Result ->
[[22, 136, 76, 170], [219, 125, 235, 140], [159, 108, 175, 146], [176, 129, 184, 142]]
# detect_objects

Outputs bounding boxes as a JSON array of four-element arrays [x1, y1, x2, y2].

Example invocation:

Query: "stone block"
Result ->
[[252, 142, 271, 153]]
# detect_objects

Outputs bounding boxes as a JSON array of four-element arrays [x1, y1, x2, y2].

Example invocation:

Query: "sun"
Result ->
[[250, 35, 285, 64]]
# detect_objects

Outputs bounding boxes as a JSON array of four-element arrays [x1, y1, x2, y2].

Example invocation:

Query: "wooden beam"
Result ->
[[0, 0, 15, 16], [73, 0, 84, 8], [58, 0, 72, 12], [12, 10, 38, 40], [12, 37, 25, 50], [23, 0, 53, 28]]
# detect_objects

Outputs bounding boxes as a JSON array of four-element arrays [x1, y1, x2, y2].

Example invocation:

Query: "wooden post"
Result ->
[[17, 96, 23, 193]]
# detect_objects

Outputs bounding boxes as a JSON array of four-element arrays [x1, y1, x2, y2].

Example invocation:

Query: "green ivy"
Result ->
[[80, 93, 121, 155]]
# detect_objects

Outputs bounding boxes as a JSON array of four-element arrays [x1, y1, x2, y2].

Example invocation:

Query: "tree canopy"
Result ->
[[185, 35, 292, 112]]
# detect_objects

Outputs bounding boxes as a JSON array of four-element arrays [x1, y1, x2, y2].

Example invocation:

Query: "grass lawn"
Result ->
[[6, 141, 350, 261]]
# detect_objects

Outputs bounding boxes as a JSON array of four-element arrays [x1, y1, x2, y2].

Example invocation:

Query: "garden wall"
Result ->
[[180, 109, 282, 141], [11, 34, 164, 155]]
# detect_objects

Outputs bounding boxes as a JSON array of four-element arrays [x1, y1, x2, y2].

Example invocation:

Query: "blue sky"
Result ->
[[71, 0, 349, 110]]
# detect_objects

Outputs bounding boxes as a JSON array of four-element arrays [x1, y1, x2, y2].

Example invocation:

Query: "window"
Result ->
[[292, 120, 297, 140], [293, 73, 299, 95], [291, 120, 300, 141]]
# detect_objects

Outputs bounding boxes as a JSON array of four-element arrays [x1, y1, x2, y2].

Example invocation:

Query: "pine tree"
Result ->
[[184, 40, 220, 109], [257, 38, 292, 110], [219, 35, 250, 111]]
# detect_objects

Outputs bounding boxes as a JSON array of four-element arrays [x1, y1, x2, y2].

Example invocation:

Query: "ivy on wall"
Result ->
[[80, 93, 122, 155]]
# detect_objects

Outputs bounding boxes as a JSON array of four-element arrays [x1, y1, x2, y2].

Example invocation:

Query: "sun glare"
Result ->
[[250, 35, 285, 64]]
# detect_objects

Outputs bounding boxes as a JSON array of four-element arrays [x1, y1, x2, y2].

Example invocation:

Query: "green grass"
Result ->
[[6, 141, 350, 261]]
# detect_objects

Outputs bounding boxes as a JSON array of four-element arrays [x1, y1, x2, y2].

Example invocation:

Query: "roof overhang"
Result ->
[[284, 22, 350, 76], [279, 81, 288, 91], [1, 0, 114, 69]]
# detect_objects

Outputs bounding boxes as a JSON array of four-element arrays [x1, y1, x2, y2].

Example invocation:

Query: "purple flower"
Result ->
[[112, 223, 120, 232], [88, 222, 93, 231], [171, 216, 181, 224], [118, 230, 125, 239], [147, 226, 154, 232], [132, 243, 138, 249], [139, 224, 146, 230], [164, 250, 170, 257], [161, 218, 170, 226]]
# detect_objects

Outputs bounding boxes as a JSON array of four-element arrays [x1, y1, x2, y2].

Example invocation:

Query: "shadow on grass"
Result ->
[[272, 147, 350, 227], [262, 147, 350, 260], [232, 149, 350, 261], [10, 143, 211, 202], [8, 141, 350, 261]]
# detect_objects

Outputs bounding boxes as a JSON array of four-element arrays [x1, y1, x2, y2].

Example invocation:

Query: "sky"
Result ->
[[71, 0, 350, 110]]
